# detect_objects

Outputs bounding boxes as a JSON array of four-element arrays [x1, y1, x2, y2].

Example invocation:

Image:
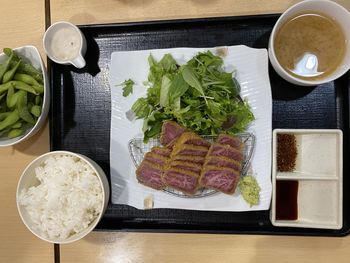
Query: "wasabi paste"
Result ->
[[238, 175, 261, 207]]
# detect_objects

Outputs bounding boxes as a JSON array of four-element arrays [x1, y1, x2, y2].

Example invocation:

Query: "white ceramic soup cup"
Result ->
[[268, 0, 350, 86], [43, 21, 87, 69]]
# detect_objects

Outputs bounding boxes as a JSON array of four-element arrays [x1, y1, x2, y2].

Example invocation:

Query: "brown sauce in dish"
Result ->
[[276, 180, 298, 220], [274, 12, 346, 80]]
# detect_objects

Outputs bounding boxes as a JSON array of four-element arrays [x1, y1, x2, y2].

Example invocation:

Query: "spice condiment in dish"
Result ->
[[277, 134, 297, 172]]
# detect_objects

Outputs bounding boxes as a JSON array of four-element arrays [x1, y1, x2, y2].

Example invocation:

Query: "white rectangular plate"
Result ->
[[109, 45, 272, 211]]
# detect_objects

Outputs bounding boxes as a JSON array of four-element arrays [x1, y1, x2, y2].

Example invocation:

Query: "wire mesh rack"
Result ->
[[128, 133, 256, 198]]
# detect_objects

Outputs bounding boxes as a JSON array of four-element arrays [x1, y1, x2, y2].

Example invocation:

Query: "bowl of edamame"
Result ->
[[0, 46, 49, 146]]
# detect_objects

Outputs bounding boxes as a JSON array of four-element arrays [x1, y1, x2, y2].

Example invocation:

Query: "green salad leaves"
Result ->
[[131, 51, 254, 142]]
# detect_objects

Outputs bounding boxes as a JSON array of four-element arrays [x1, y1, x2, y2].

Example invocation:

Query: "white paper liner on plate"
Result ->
[[109, 45, 272, 211]]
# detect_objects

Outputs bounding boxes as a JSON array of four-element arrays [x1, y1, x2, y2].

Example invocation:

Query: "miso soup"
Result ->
[[274, 12, 346, 80]]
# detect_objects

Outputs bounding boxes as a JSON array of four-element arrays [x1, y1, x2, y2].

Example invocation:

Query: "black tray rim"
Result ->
[[48, 13, 350, 237]]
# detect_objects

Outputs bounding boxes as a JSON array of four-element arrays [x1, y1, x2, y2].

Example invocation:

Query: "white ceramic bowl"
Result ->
[[268, 0, 350, 86], [271, 129, 343, 229], [16, 151, 110, 244], [0, 45, 49, 147]]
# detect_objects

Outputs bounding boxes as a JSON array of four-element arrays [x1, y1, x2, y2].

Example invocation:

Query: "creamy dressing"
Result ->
[[50, 27, 81, 61]]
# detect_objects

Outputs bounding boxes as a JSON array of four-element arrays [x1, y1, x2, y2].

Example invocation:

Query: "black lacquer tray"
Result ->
[[50, 15, 350, 236]]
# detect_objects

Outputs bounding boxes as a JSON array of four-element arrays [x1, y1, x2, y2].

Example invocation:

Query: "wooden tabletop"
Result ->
[[2, 0, 350, 262], [0, 0, 53, 262]]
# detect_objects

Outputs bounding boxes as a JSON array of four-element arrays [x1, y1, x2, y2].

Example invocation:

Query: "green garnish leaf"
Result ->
[[181, 65, 207, 104], [159, 76, 171, 107], [168, 73, 188, 103], [131, 97, 151, 119], [117, 79, 134, 97]]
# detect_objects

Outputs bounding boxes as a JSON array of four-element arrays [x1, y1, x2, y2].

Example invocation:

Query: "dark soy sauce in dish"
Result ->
[[276, 180, 299, 220], [274, 12, 346, 80]]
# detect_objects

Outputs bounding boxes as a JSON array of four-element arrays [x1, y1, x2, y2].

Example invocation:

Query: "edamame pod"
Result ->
[[21, 122, 34, 130], [0, 109, 19, 130], [28, 102, 34, 111], [30, 105, 41, 117], [11, 121, 22, 129], [6, 86, 14, 108], [0, 112, 11, 121], [35, 95, 42, 105], [4, 48, 44, 83], [0, 127, 11, 137], [7, 128, 24, 138], [9, 61, 44, 83], [0, 81, 15, 94], [0, 53, 13, 82], [3, 48, 18, 60], [7, 91, 21, 108], [14, 73, 41, 86], [16, 91, 35, 124], [18, 68, 43, 84], [3, 60, 21, 83], [0, 92, 5, 101], [14, 73, 45, 94], [32, 85, 44, 94], [11, 80, 38, 95]]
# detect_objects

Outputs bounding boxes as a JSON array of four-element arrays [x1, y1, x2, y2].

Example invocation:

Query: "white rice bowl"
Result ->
[[16, 151, 109, 244]]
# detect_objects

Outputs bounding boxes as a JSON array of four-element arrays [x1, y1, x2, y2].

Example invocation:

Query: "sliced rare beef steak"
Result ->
[[205, 155, 242, 171], [159, 120, 187, 146], [172, 155, 206, 165], [136, 120, 246, 196], [163, 167, 199, 194], [217, 134, 244, 150], [144, 152, 168, 166], [168, 160, 202, 175], [199, 166, 240, 194], [171, 144, 209, 157], [200, 134, 245, 194], [175, 131, 211, 147], [151, 146, 172, 157], [136, 160, 165, 190], [207, 143, 244, 162]]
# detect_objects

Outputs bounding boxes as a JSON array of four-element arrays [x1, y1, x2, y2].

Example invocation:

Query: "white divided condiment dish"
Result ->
[[271, 129, 343, 229]]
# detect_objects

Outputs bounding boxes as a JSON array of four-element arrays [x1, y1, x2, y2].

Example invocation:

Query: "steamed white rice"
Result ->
[[18, 154, 103, 240]]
